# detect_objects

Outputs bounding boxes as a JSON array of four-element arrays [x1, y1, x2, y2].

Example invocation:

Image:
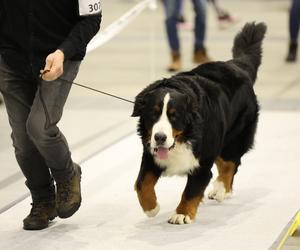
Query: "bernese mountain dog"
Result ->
[[132, 22, 267, 225]]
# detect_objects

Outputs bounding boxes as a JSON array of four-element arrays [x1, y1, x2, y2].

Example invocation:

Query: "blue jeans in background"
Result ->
[[163, 0, 207, 52], [289, 0, 300, 43]]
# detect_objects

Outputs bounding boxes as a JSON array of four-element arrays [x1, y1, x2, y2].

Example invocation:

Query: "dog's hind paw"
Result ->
[[208, 180, 231, 202], [168, 214, 193, 225], [145, 203, 160, 217]]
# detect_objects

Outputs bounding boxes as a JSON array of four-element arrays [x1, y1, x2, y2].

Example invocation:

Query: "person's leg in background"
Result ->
[[286, 0, 300, 62], [192, 0, 211, 64], [163, 0, 182, 72], [177, 0, 185, 23], [177, 0, 194, 31], [209, 0, 238, 29]]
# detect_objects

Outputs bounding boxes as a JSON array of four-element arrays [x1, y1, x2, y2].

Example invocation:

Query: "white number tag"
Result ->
[[78, 0, 102, 16]]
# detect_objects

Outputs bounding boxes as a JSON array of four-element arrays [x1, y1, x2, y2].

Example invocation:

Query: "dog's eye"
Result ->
[[168, 113, 177, 122], [168, 108, 177, 122], [150, 111, 160, 121], [152, 114, 159, 120]]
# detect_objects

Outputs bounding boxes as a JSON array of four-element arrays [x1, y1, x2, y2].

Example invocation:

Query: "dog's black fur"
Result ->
[[132, 22, 267, 223]]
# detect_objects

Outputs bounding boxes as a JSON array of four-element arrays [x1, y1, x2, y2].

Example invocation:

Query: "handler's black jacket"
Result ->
[[0, 0, 102, 75]]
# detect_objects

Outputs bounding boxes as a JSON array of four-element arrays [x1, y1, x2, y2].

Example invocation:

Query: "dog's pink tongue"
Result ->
[[156, 147, 169, 159]]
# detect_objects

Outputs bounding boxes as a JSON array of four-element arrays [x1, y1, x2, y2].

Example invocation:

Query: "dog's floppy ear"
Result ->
[[186, 94, 198, 112], [131, 80, 163, 117], [131, 92, 146, 117]]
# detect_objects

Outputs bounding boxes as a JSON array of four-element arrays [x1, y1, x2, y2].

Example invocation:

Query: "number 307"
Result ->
[[89, 1, 101, 13]]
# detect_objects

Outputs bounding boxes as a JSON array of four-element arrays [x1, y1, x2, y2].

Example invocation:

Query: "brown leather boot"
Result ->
[[167, 51, 181, 72], [193, 48, 211, 65], [56, 163, 82, 218], [23, 200, 57, 230]]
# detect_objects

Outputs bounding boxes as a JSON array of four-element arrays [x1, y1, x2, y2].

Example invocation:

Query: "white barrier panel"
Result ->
[[87, 0, 157, 53]]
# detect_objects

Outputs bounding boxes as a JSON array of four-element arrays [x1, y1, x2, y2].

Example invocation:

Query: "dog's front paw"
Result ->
[[208, 180, 231, 202], [144, 203, 160, 217], [168, 213, 193, 225]]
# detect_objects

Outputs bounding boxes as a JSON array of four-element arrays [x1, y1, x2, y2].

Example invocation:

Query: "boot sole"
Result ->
[[23, 211, 57, 230], [23, 223, 49, 230], [57, 200, 81, 219]]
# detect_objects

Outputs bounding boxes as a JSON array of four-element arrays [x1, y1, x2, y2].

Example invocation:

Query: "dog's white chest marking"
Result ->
[[154, 142, 200, 176]]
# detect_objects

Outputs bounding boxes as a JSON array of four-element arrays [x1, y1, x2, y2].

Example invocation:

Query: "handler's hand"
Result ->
[[40, 50, 65, 81]]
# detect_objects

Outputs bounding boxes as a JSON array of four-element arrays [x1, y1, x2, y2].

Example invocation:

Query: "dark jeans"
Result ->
[[0, 55, 80, 201], [289, 0, 300, 43], [163, 0, 207, 51]]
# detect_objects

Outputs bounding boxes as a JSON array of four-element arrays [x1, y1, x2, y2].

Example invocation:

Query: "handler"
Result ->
[[0, 0, 102, 230]]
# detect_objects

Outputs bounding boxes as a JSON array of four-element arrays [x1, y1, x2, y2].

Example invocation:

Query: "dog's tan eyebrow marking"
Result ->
[[153, 105, 161, 112], [168, 108, 176, 114]]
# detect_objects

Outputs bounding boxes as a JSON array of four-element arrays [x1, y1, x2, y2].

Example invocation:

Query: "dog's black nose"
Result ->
[[154, 132, 167, 145]]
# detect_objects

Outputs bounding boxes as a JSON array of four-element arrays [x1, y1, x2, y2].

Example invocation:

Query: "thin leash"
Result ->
[[65, 80, 134, 104], [40, 70, 134, 104]]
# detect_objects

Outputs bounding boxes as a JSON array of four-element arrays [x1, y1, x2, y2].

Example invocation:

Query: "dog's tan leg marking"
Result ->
[[208, 157, 236, 202], [168, 194, 203, 224], [215, 157, 236, 192], [135, 172, 159, 217]]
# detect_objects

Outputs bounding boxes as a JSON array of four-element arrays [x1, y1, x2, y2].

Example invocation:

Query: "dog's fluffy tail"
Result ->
[[232, 22, 267, 83]]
